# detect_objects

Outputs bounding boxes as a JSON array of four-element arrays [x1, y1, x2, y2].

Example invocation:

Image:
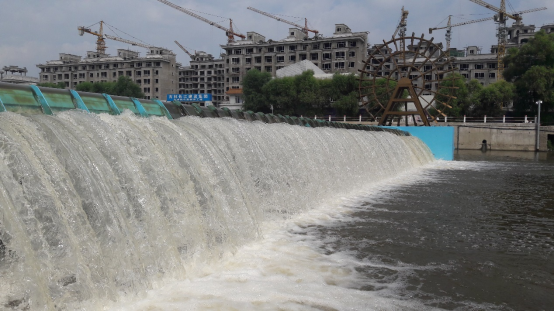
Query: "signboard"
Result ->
[[167, 93, 212, 102]]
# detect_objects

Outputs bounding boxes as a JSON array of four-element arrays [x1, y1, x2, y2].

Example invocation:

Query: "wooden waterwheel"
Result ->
[[359, 33, 459, 126]]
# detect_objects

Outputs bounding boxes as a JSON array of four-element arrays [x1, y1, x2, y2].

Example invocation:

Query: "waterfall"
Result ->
[[0, 110, 433, 310]]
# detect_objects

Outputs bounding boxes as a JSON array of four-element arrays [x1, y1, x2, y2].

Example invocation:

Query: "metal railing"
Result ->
[[306, 114, 537, 124]]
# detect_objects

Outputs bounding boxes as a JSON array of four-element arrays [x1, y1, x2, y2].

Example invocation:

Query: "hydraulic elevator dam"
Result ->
[[0, 83, 435, 310]]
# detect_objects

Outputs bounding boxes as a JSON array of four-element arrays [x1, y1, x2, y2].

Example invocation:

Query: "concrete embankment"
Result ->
[[348, 121, 554, 152]]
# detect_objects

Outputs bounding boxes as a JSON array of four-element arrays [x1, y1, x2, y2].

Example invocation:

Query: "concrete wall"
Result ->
[[441, 123, 554, 152]]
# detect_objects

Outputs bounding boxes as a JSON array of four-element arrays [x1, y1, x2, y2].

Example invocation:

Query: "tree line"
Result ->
[[37, 76, 144, 98]]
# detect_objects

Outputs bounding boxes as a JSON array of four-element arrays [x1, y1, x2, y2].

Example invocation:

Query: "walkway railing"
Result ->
[[309, 115, 537, 124]]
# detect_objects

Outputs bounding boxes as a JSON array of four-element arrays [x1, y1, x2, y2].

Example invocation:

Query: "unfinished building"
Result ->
[[37, 48, 180, 100], [219, 24, 369, 92], [178, 51, 225, 106]]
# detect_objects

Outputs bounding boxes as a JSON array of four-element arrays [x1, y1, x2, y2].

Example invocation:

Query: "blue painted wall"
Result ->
[[384, 126, 455, 160]]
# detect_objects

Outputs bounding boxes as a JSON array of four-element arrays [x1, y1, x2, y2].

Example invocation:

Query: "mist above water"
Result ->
[[0, 111, 433, 310]]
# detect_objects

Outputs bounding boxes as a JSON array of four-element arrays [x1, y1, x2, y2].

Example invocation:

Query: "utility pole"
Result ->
[[536, 100, 542, 151]]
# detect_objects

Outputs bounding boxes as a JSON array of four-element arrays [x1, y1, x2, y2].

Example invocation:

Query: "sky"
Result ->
[[1, 0, 553, 77]]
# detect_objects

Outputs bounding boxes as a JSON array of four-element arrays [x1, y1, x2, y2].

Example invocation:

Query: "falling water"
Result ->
[[0, 110, 433, 310]]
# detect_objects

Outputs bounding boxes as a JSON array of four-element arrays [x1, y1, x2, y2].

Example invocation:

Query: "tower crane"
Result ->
[[430, 15, 495, 51], [105, 34, 154, 50], [246, 7, 319, 38], [174, 40, 195, 59], [78, 21, 107, 54], [392, 6, 409, 38], [155, 0, 245, 43], [468, 0, 547, 79]]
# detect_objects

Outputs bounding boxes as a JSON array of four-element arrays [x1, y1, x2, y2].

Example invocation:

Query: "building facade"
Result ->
[[220, 24, 369, 92], [178, 51, 225, 106], [37, 48, 180, 100]]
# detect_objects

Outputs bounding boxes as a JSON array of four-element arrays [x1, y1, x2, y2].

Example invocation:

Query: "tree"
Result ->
[[436, 73, 467, 117], [75, 81, 94, 92], [37, 82, 65, 89], [111, 76, 144, 98], [242, 68, 272, 113], [327, 73, 360, 115], [504, 30, 554, 120], [262, 76, 295, 115]]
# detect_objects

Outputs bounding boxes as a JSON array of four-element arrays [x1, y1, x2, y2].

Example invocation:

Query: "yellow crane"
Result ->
[[392, 6, 409, 38], [174, 40, 195, 59], [155, 0, 245, 43], [468, 0, 546, 79], [78, 21, 107, 54], [247, 7, 319, 38]]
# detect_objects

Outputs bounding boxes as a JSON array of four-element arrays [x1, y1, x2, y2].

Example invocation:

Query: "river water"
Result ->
[[109, 151, 554, 310], [0, 110, 552, 310]]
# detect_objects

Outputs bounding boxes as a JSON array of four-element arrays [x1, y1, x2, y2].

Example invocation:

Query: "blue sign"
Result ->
[[167, 93, 212, 102]]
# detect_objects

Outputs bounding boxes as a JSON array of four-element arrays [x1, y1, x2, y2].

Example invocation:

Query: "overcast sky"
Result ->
[[1, 0, 553, 77]]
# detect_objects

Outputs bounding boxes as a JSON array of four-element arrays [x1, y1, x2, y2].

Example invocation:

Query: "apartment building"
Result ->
[[178, 51, 225, 106], [220, 24, 369, 91], [37, 48, 180, 100]]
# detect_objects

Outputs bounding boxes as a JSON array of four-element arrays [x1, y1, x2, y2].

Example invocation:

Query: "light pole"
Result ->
[[536, 100, 542, 151]]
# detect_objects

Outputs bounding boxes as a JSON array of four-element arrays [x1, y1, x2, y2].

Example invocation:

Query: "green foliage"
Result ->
[[111, 76, 144, 98], [75, 76, 144, 98], [504, 30, 554, 119], [37, 82, 66, 89], [436, 73, 466, 117], [242, 69, 273, 113], [242, 70, 364, 116]]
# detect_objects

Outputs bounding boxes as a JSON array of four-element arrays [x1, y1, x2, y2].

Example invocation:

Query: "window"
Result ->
[[255, 56, 262, 63], [335, 51, 345, 59], [349, 62, 355, 68], [126, 71, 132, 76], [89, 73, 94, 78], [324, 43, 332, 49], [488, 63, 497, 69], [322, 63, 331, 70], [425, 74, 432, 81], [232, 67, 240, 73], [289, 45, 296, 51], [265, 66, 273, 72], [42, 75, 48, 79], [64, 74, 69, 79], [474, 72, 485, 78], [348, 51, 356, 57], [299, 54, 307, 61], [289, 55, 296, 61], [267, 47, 274, 53], [337, 42, 346, 48], [277, 46, 285, 52], [334, 62, 345, 69], [265, 56, 273, 63], [311, 53, 319, 60], [136, 79, 142, 84], [489, 72, 496, 78], [277, 56, 284, 63], [460, 64, 469, 70], [144, 87, 150, 93], [232, 57, 240, 65], [246, 48, 253, 54], [313, 43, 320, 49], [232, 77, 239, 83], [143, 70, 150, 75], [349, 41, 357, 47], [475, 64, 484, 69], [323, 53, 331, 60], [246, 58, 252, 64], [234, 49, 242, 55], [462, 73, 469, 79]]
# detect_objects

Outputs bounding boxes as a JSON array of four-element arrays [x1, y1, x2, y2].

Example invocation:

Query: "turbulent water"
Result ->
[[0, 110, 433, 310]]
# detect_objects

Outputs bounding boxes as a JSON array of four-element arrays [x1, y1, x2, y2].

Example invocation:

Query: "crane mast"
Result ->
[[469, 0, 547, 79], [246, 7, 319, 38], [78, 21, 107, 54], [392, 6, 409, 38], [174, 40, 194, 59], [155, 0, 245, 43]]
